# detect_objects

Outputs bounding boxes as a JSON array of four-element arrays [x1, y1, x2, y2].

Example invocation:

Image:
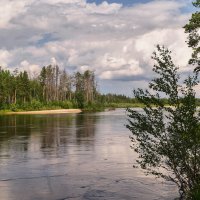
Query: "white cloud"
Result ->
[[0, 0, 34, 28], [39, 0, 85, 4], [0, 50, 12, 67], [20, 60, 40, 77], [135, 28, 192, 72], [102, 54, 127, 69], [85, 1, 122, 14], [99, 61, 143, 80], [51, 57, 57, 66], [0, 0, 194, 95], [79, 65, 90, 72]]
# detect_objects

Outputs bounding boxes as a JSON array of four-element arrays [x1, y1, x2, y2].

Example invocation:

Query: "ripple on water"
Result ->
[[0, 109, 178, 200]]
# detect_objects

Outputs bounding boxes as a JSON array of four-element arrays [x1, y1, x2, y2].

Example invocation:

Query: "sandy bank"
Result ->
[[7, 109, 82, 115]]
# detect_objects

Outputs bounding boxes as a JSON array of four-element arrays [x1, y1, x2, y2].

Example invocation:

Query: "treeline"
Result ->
[[1, 65, 190, 112], [0, 65, 141, 111], [0, 65, 98, 111], [100, 94, 134, 103]]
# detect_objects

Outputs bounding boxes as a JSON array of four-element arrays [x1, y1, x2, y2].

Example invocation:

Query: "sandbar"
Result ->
[[6, 109, 82, 115]]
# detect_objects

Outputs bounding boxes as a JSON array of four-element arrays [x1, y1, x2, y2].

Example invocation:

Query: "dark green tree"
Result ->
[[39, 66, 47, 101], [0, 68, 14, 106], [0, 64, 101, 110], [83, 70, 96, 104], [17, 71, 30, 103], [74, 72, 85, 108], [30, 78, 42, 101], [184, 0, 200, 70], [126, 46, 200, 199]]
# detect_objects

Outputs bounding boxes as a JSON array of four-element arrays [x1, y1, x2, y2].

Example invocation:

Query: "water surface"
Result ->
[[0, 109, 178, 200]]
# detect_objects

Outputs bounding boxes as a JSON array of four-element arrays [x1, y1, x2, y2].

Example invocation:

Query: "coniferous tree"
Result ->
[[0, 64, 102, 110], [17, 71, 30, 103]]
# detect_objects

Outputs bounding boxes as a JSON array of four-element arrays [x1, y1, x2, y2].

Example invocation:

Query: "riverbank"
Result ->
[[3, 109, 82, 115]]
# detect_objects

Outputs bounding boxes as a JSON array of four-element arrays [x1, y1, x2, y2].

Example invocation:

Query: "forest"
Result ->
[[0, 65, 137, 112], [1, 65, 200, 112]]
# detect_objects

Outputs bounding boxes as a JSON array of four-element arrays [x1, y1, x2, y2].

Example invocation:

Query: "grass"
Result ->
[[0, 101, 148, 115], [105, 102, 145, 108]]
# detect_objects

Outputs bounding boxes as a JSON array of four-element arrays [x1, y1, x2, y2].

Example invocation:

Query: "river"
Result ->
[[0, 109, 178, 200]]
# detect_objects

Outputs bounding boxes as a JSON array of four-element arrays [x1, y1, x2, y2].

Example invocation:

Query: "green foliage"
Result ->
[[46, 101, 74, 109], [83, 102, 105, 112], [29, 100, 43, 110], [16, 71, 31, 103], [184, 0, 200, 67], [59, 101, 73, 109], [0, 68, 14, 105], [193, 0, 200, 8], [126, 46, 200, 199], [0, 66, 147, 112], [104, 102, 144, 108], [10, 104, 19, 112], [188, 185, 200, 199], [99, 93, 135, 104], [75, 92, 85, 109], [0, 66, 101, 111]]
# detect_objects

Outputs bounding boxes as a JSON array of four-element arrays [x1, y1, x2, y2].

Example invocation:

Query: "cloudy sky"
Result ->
[[0, 0, 196, 96]]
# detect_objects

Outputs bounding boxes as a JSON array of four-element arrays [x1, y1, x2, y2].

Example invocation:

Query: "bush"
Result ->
[[126, 46, 200, 199], [30, 99, 43, 110], [60, 101, 73, 109], [10, 104, 19, 112], [188, 186, 200, 199]]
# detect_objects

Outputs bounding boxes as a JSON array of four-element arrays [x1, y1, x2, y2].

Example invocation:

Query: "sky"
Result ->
[[0, 0, 197, 96]]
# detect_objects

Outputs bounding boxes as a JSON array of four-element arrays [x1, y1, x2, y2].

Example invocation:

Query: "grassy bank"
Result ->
[[0, 102, 154, 114], [0, 100, 106, 114], [0, 100, 74, 112], [105, 102, 145, 108], [0, 101, 171, 114]]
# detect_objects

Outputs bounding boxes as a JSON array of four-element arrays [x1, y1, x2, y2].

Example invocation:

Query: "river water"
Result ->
[[0, 109, 178, 200]]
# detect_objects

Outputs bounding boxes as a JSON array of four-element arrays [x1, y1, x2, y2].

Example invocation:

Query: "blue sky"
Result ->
[[87, 0, 152, 6], [0, 0, 197, 96], [87, 0, 196, 12]]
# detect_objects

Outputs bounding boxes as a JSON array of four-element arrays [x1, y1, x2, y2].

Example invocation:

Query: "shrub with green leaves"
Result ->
[[126, 46, 200, 199]]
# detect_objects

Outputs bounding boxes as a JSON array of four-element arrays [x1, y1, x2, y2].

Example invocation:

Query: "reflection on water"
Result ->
[[0, 109, 178, 200], [0, 113, 96, 155]]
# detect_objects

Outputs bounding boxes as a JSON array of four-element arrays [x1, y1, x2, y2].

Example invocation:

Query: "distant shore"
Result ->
[[5, 109, 82, 115]]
